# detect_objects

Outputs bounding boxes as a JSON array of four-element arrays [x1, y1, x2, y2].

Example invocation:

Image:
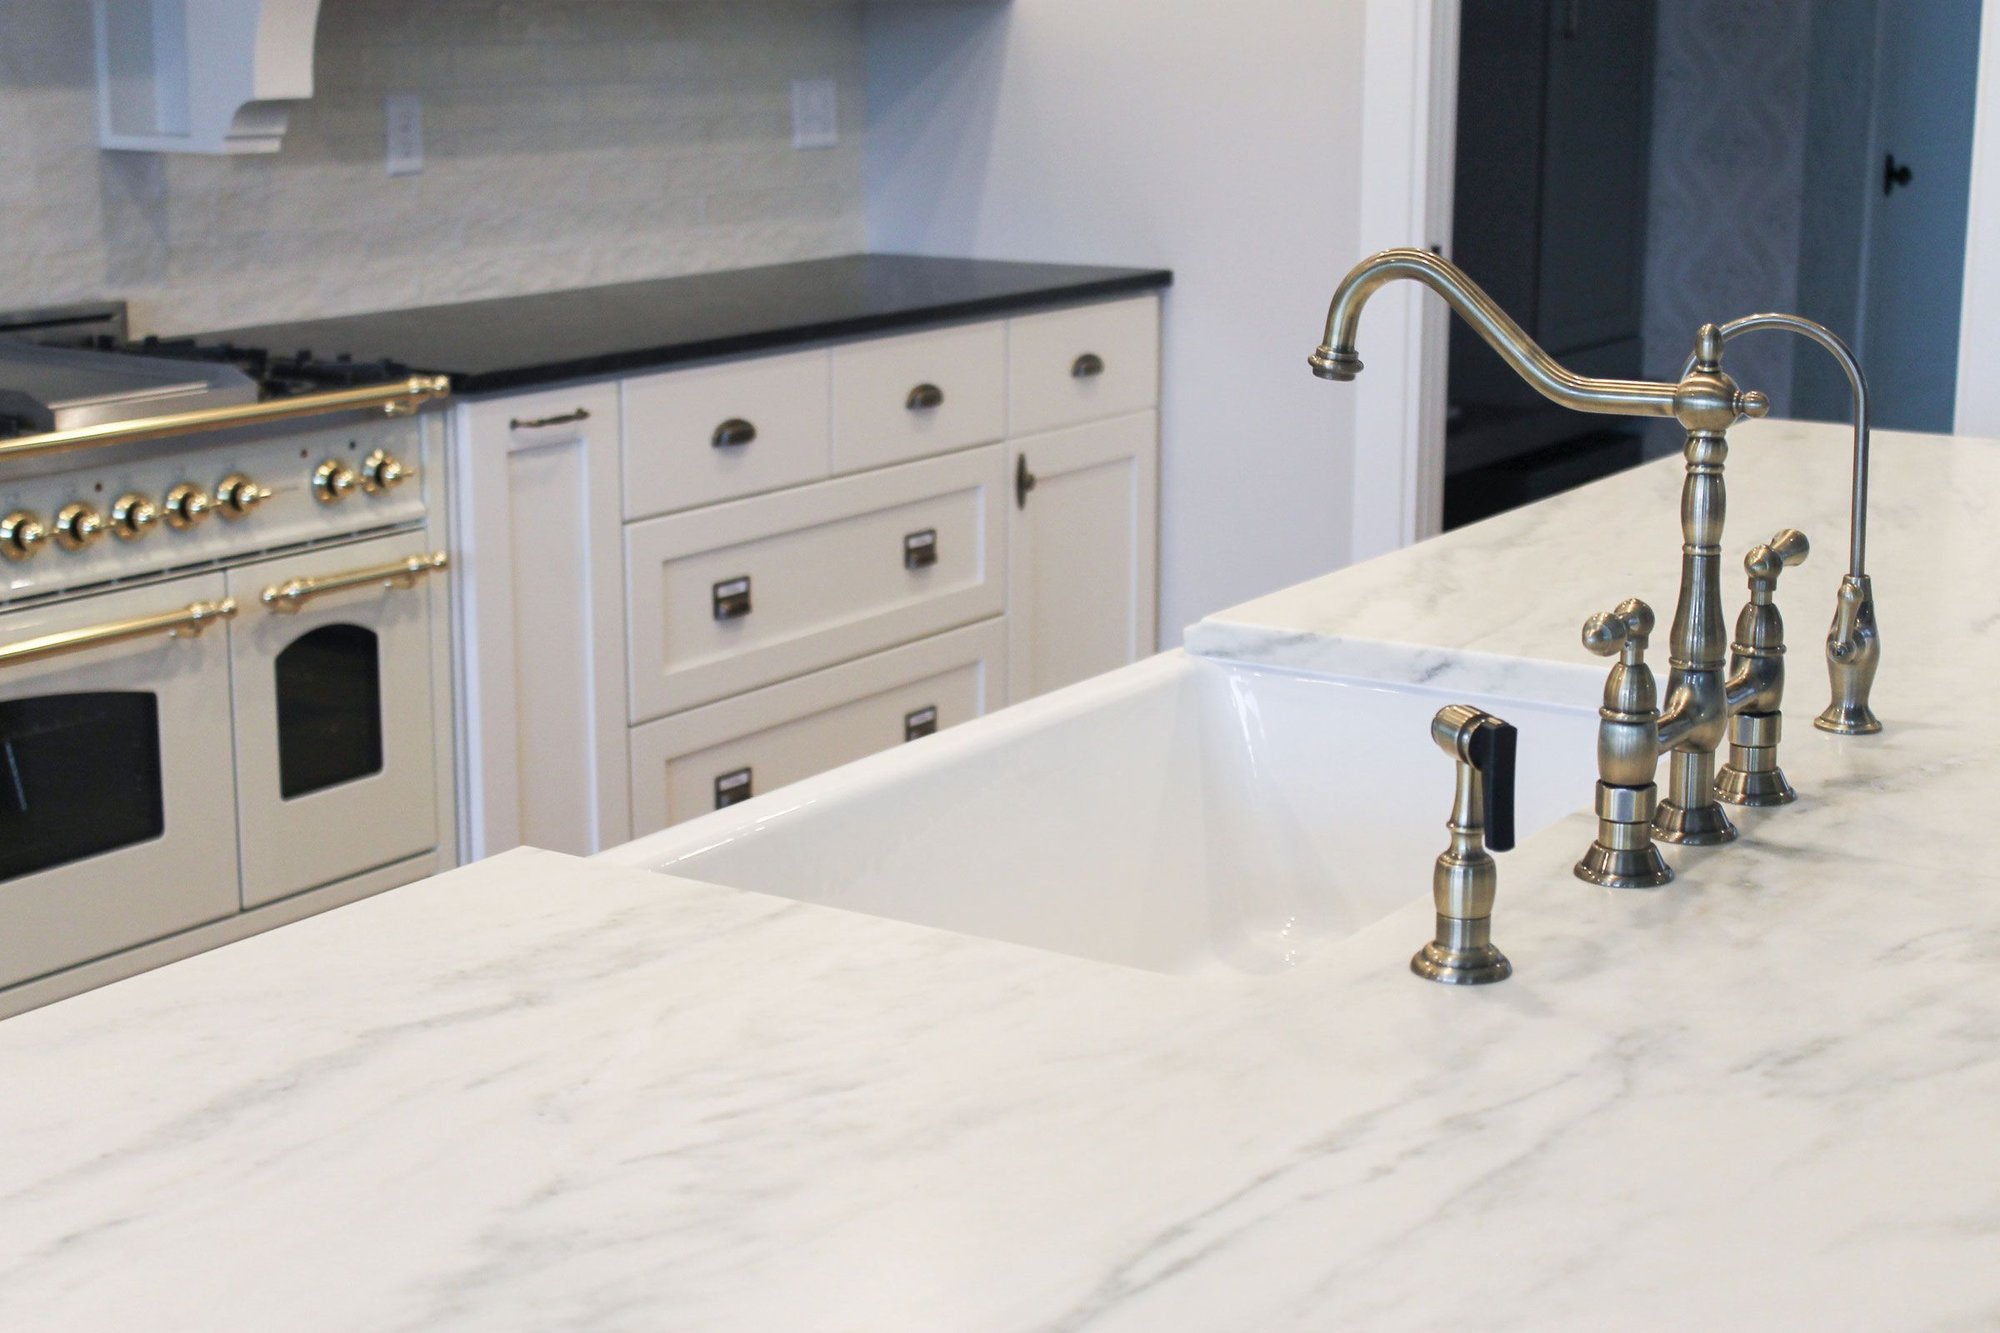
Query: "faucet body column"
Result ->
[[1652, 429, 1737, 845]]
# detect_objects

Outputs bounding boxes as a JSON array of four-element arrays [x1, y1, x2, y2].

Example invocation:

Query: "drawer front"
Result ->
[[1007, 296, 1161, 437], [628, 618, 1005, 835], [622, 350, 830, 519], [830, 320, 1006, 474], [626, 445, 1006, 721]]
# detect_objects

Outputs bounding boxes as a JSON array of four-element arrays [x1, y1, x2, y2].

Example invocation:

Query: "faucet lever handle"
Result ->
[[1745, 528, 1809, 586], [1582, 597, 1655, 662]]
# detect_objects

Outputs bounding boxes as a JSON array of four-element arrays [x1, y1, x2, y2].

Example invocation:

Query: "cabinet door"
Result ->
[[1007, 410, 1158, 703], [452, 384, 629, 858]]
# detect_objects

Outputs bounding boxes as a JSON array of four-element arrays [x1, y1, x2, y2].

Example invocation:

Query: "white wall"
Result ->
[[0, 0, 868, 335], [863, 1, 1367, 642]]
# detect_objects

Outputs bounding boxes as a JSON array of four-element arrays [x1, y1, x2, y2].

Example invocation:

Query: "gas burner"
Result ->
[[119, 337, 412, 399]]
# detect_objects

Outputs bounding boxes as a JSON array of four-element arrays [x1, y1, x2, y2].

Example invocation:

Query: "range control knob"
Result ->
[[111, 493, 159, 540], [216, 474, 271, 518], [313, 459, 359, 503], [0, 511, 46, 562], [164, 484, 213, 530], [360, 449, 412, 494], [54, 502, 106, 551]]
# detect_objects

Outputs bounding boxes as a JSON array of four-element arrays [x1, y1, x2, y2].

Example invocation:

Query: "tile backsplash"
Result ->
[[0, 0, 866, 336]]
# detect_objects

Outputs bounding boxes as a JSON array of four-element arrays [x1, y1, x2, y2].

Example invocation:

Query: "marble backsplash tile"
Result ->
[[0, 0, 867, 336]]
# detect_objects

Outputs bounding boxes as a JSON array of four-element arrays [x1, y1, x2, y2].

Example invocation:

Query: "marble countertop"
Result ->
[[3, 420, 1998, 1331]]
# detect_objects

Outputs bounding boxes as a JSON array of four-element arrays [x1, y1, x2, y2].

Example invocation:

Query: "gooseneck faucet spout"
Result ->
[[1310, 248, 1770, 426]]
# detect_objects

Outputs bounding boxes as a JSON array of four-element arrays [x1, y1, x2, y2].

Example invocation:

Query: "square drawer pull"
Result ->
[[905, 382, 945, 411], [712, 418, 757, 449], [904, 706, 938, 741], [903, 528, 938, 570], [714, 767, 753, 809], [712, 576, 752, 620], [1071, 352, 1105, 378]]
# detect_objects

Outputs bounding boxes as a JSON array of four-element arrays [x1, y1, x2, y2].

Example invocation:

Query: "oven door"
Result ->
[[228, 533, 444, 908], [0, 575, 241, 988]]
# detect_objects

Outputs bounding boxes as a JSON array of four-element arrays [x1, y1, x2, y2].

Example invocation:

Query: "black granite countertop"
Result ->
[[184, 254, 1172, 396]]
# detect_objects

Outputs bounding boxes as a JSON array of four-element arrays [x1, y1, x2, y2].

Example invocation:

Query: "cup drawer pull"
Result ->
[[712, 418, 757, 449], [903, 529, 938, 570], [1071, 352, 1106, 379], [712, 576, 752, 621], [905, 382, 945, 411]]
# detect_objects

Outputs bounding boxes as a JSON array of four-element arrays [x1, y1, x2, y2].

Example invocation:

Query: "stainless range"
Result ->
[[0, 304, 456, 1011]]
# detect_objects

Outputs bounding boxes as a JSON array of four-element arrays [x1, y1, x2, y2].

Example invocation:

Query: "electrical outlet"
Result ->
[[791, 79, 838, 150], [385, 93, 424, 177]]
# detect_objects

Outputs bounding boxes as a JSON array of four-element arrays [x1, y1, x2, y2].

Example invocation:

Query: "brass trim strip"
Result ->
[[262, 550, 448, 614], [0, 375, 453, 465], [0, 597, 238, 670]]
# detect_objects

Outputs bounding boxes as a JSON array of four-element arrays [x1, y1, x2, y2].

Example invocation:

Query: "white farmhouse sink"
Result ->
[[602, 652, 1599, 975]]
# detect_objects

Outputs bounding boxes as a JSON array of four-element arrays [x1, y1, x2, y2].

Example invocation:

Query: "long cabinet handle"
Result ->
[[0, 597, 238, 670], [510, 408, 591, 430], [1015, 453, 1038, 509], [262, 551, 449, 615]]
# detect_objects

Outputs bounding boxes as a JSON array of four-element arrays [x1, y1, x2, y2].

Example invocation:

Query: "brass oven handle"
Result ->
[[0, 376, 453, 466], [262, 551, 449, 615], [0, 597, 238, 670]]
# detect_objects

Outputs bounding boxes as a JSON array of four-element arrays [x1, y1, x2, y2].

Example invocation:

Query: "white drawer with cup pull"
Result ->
[[624, 444, 1006, 722], [622, 349, 831, 519], [1006, 295, 1161, 438], [627, 617, 1006, 835], [830, 320, 1006, 474]]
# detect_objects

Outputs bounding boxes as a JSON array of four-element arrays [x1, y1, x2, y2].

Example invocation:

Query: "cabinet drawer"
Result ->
[[625, 445, 1006, 721], [1007, 296, 1161, 437], [830, 320, 1006, 473], [628, 618, 1005, 835], [621, 350, 830, 519]]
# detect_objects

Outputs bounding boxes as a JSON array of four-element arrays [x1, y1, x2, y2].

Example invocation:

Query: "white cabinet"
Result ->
[[454, 295, 1159, 852], [452, 385, 629, 857], [628, 619, 1005, 837], [1007, 411, 1159, 702]]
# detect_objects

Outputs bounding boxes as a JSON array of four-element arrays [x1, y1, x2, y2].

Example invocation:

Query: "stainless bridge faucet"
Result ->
[[1311, 248, 1806, 887]]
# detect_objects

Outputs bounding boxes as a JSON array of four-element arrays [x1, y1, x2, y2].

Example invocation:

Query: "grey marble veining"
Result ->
[[1, 420, 1998, 1329]]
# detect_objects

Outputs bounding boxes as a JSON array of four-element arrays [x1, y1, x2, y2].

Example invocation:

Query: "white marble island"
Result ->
[[3, 420, 1997, 1331]]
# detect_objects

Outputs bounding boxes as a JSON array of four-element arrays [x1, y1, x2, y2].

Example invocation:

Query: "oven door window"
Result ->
[[0, 692, 165, 882], [275, 623, 385, 799]]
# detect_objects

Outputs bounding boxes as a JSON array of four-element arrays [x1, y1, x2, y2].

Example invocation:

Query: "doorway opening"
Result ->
[[1440, 0, 1982, 531]]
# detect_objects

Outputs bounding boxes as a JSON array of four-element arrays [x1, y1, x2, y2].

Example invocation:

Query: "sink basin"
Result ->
[[602, 651, 1599, 974]]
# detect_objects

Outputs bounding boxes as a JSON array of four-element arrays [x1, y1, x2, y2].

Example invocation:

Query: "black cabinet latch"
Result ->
[[712, 576, 752, 620], [904, 706, 938, 741], [714, 767, 753, 809], [903, 528, 938, 570]]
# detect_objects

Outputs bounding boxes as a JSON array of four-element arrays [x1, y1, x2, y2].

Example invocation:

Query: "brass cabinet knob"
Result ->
[[54, 502, 106, 550], [1, 511, 46, 561], [215, 474, 271, 518], [360, 449, 411, 494], [110, 493, 159, 540], [313, 459, 359, 503], [164, 483, 213, 529]]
